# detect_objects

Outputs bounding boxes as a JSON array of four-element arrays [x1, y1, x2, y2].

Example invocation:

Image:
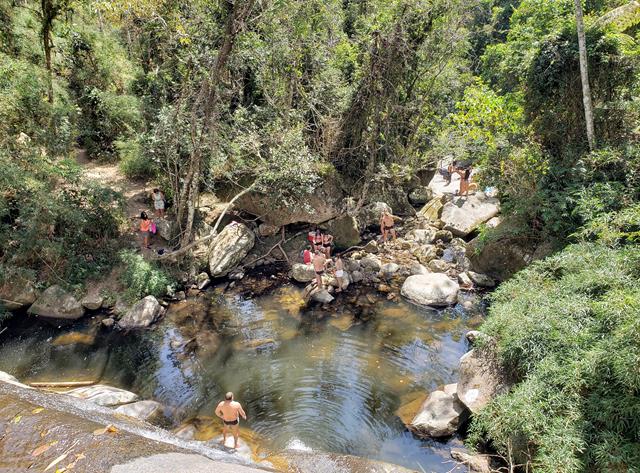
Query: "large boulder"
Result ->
[[155, 218, 178, 242], [27, 285, 85, 321], [468, 235, 535, 282], [117, 296, 162, 329], [408, 186, 433, 206], [457, 347, 509, 414], [401, 274, 459, 306], [324, 215, 361, 248], [357, 202, 392, 229], [440, 193, 500, 237], [65, 384, 139, 407], [417, 196, 445, 223], [115, 400, 166, 424], [208, 222, 255, 277], [235, 180, 343, 227], [291, 263, 316, 283], [409, 384, 468, 438], [0, 279, 37, 311]]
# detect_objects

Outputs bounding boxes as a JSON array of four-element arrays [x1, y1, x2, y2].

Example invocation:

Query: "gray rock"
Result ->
[[0, 370, 32, 389], [458, 348, 508, 414], [351, 270, 364, 283], [441, 194, 500, 237], [362, 240, 379, 254], [434, 229, 453, 243], [358, 202, 393, 229], [208, 222, 255, 277], [196, 272, 210, 290], [175, 291, 186, 301], [0, 280, 37, 311], [291, 263, 317, 283], [414, 245, 438, 265], [117, 296, 162, 329], [409, 262, 429, 275], [450, 450, 492, 473], [325, 215, 361, 248], [28, 285, 85, 320], [458, 272, 473, 287], [409, 384, 468, 438], [81, 293, 104, 311], [408, 186, 433, 206], [258, 223, 280, 237], [428, 259, 450, 273], [65, 384, 139, 407], [407, 228, 437, 245], [345, 258, 362, 272], [311, 288, 334, 304], [381, 263, 400, 278], [102, 318, 115, 328], [467, 271, 496, 288], [155, 218, 177, 242], [401, 274, 459, 306], [360, 254, 382, 272], [115, 400, 166, 424], [465, 330, 484, 344]]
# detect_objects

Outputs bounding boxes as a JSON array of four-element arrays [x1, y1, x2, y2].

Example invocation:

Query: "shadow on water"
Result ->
[[0, 284, 485, 472]]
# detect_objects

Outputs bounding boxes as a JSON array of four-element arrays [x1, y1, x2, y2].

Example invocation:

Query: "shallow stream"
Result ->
[[0, 284, 484, 472]]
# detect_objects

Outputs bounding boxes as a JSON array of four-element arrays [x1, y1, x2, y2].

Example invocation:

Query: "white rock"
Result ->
[[117, 296, 162, 329], [381, 263, 400, 278], [311, 288, 334, 304], [196, 272, 210, 290], [458, 272, 473, 287], [115, 400, 165, 424], [428, 259, 450, 273], [208, 223, 255, 277], [440, 194, 500, 237], [401, 274, 459, 306], [407, 228, 437, 244], [0, 371, 32, 389], [291, 263, 317, 283], [65, 384, 139, 407], [81, 293, 104, 311]]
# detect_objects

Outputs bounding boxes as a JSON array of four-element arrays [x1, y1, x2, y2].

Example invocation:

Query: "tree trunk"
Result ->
[[41, 0, 54, 103], [574, 0, 596, 151]]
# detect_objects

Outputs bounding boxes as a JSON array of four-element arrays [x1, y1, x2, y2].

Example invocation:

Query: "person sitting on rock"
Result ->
[[322, 232, 334, 257], [313, 249, 327, 289], [380, 211, 399, 242], [302, 245, 313, 265], [334, 254, 345, 293]]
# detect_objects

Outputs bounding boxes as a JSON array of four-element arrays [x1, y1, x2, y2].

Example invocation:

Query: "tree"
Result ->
[[574, 0, 596, 151], [39, 0, 73, 103]]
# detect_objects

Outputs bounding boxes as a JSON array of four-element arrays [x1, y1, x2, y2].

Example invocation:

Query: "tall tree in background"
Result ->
[[574, 0, 596, 150], [39, 0, 72, 103]]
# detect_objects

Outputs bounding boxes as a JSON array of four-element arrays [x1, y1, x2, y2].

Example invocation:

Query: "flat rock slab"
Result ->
[[115, 400, 165, 424], [65, 384, 139, 407], [111, 453, 265, 473], [440, 194, 500, 237]]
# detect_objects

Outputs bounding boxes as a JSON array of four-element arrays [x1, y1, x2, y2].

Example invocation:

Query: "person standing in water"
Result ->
[[151, 188, 165, 218], [313, 248, 327, 289], [215, 392, 247, 449]]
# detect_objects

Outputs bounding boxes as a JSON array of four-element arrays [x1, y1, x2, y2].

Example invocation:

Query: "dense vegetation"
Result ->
[[0, 0, 639, 470]]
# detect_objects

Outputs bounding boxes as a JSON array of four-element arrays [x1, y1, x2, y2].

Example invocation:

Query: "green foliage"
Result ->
[[118, 138, 157, 179], [470, 242, 640, 472], [119, 250, 172, 301]]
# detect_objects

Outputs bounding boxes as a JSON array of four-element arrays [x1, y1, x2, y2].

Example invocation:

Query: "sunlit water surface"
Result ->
[[0, 284, 484, 472]]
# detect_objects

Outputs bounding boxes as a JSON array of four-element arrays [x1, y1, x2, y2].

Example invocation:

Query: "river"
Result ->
[[0, 283, 484, 472]]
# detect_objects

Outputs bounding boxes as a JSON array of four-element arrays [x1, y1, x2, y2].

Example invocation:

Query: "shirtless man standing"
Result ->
[[380, 211, 398, 242], [313, 249, 327, 289], [215, 392, 247, 449]]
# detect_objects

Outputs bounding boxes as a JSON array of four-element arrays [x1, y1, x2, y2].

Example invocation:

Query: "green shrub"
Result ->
[[117, 138, 157, 179], [468, 242, 640, 472], [119, 250, 173, 301]]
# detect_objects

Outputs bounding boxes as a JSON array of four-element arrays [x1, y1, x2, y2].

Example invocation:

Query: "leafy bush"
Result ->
[[117, 138, 157, 179], [119, 250, 173, 301], [469, 242, 640, 472]]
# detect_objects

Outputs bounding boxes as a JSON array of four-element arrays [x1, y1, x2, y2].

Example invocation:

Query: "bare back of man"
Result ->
[[215, 392, 247, 449]]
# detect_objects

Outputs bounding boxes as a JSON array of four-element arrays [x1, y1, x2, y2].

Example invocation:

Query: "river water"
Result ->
[[0, 283, 484, 472]]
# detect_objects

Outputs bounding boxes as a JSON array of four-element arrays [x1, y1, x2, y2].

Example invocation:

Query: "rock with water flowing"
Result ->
[[291, 263, 317, 283], [401, 274, 459, 306], [115, 400, 166, 424], [0, 279, 36, 311], [65, 384, 139, 407], [208, 222, 255, 277], [117, 296, 162, 329], [440, 193, 500, 237], [457, 347, 508, 414], [409, 384, 468, 438], [28, 285, 85, 321], [0, 371, 32, 389]]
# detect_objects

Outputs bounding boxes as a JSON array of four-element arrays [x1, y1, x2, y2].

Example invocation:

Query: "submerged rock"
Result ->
[[65, 384, 139, 407], [208, 222, 255, 277], [401, 274, 459, 306], [440, 193, 500, 237], [52, 331, 96, 346], [28, 285, 85, 321], [115, 400, 166, 424], [117, 296, 162, 329], [409, 384, 468, 438]]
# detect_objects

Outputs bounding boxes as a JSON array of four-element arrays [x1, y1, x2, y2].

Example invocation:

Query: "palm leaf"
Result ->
[[594, 1, 640, 32]]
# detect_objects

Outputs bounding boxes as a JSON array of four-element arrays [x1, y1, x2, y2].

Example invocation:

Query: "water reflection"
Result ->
[[0, 284, 483, 472]]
